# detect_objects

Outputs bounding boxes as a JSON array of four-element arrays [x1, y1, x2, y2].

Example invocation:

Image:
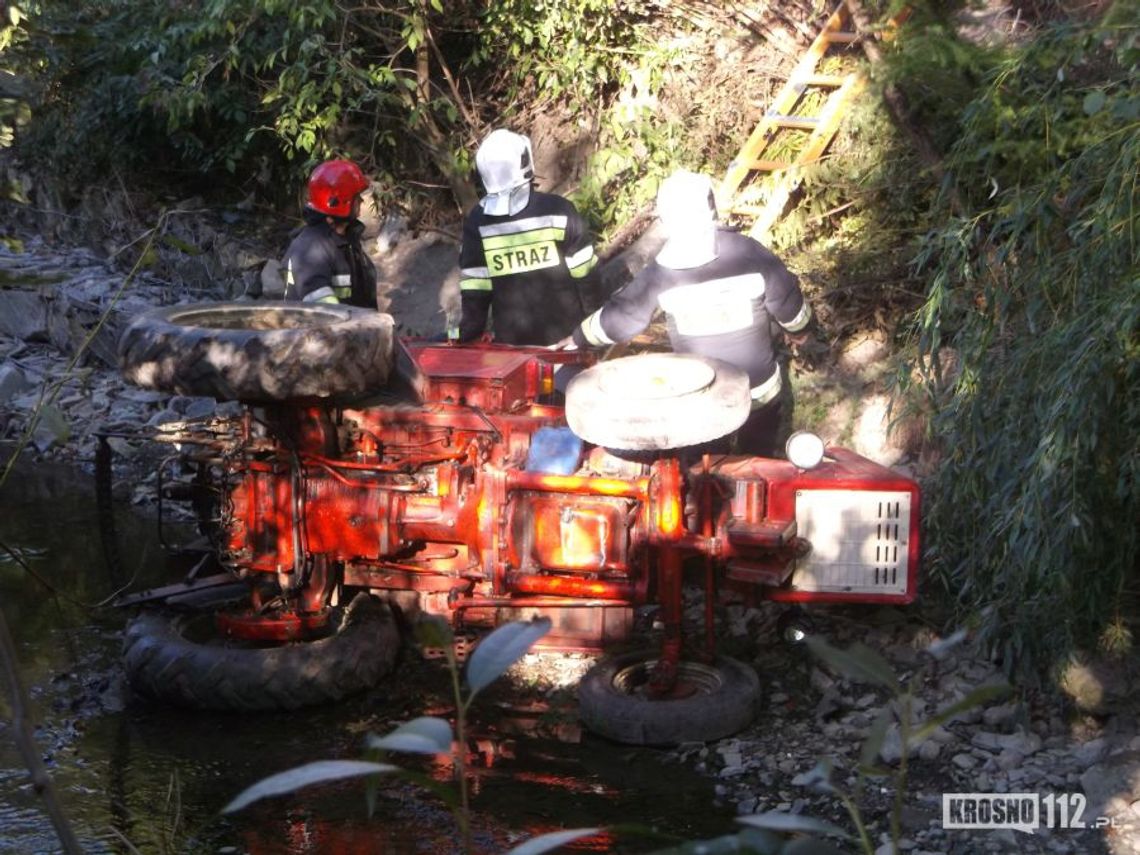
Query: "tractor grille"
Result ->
[[790, 489, 912, 596]]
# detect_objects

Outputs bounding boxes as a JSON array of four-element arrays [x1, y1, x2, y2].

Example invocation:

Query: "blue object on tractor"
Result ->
[[525, 426, 583, 475]]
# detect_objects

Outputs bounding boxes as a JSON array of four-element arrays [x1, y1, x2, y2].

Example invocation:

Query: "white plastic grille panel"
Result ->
[[791, 489, 911, 595]]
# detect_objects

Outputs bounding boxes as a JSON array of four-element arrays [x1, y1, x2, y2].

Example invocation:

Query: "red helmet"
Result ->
[[306, 159, 369, 218]]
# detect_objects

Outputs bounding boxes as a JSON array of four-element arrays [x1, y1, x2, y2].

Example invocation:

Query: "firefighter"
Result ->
[[283, 159, 378, 308], [455, 129, 601, 345], [558, 169, 814, 457]]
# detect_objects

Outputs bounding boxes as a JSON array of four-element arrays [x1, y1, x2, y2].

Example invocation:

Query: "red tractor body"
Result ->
[[165, 339, 918, 649], [110, 303, 920, 732]]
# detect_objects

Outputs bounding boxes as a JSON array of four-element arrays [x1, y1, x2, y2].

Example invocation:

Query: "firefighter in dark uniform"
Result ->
[[562, 170, 813, 457], [456, 129, 600, 345], [283, 159, 378, 308]]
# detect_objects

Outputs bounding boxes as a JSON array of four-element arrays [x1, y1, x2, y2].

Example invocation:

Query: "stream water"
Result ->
[[0, 458, 734, 854]]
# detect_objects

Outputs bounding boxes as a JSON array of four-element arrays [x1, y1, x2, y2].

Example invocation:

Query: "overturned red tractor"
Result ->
[[108, 303, 920, 745]]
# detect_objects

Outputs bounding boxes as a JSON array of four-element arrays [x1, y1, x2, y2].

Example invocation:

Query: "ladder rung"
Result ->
[[766, 114, 819, 129], [824, 31, 858, 43], [794, 74, 848, 89], [749, 159, 791, 171]]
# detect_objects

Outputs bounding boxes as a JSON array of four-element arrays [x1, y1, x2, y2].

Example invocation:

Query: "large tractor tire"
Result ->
[[122, 593, 400, 711], [565, 354, 750, 451], [118, 302, 395, 402], [578, 651, 760, 746]]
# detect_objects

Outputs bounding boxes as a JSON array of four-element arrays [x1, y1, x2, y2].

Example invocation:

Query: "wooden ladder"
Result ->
[[717, 0, 865, 242]]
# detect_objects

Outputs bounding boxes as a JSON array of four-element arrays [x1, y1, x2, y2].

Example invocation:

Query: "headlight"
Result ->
[[785, 430, 825, 470]]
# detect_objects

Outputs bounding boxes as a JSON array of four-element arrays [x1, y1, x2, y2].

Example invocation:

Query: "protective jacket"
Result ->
[[283, 208, 377, 308], [571, 228, 811, 408], [458, 190, 599, 345]]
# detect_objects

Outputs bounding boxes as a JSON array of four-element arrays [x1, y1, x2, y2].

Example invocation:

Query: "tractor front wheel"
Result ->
[[565, 353, 751, 451], [577, 651, 760, 745], [122, 593, 400, 711]]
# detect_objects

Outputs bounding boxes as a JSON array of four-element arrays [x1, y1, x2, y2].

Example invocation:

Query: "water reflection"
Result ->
[[0, 457, 733, 854]]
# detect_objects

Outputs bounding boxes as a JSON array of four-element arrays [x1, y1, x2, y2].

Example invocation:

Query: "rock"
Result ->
[[996, 749, 1023, 771], [1080, 750, 1140, 817], [971, 729, 1042, 756], [1072, 737, 1108, 768], [982, 701, 1020, 729], [952, 753, 978, 770], [0, 289, 50, 340], [919, 740, 942, 761], [970, 731, 1004, 752], [718, 750, 743, 767], [0, 362, 31, 403], [260, 259, 286, 299], [376, 213, 408, 254], [815, 686, 845, 720]]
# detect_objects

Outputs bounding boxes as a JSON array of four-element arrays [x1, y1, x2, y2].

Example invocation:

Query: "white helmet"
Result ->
[[475, 129, 534, 216], [655, 170, 719, 270]]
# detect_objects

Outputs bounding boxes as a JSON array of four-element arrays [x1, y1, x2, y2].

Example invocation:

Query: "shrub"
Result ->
[[899, 14, 1139, 675]]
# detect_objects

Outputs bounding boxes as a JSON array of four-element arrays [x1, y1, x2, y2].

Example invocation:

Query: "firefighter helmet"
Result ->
[[306, 159, 370, 219], [475, 129, 535, 216], [655, 170, 720, 269]]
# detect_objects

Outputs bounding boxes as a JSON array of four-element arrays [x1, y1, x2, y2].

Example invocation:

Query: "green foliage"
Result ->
[[2, 0, 669, 216], [897, 16, 1139, 675], [222, 760, 397, 814], [572, 107, 691, 242], [472, 0, 655, 109], [877, 4, 998, 155], [3, 2, 178, 188]]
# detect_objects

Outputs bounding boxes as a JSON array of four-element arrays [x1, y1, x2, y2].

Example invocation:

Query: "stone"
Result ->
[[952, 753, 978, 770], [258, 260, 286, 298], [981, 701, 1019, 729], [1072, 737, 1107, 768], [1080, 750, 1140, 816], [0, 362, 31, 403], [919, 740, 942, 761], [971, 729, 1041, 756], [719, 750, 743, 767], [0, 289, 50, 340], [810, 667, 835, 693], [996, 749, 1024, 771], [971, 731, 1005, 752]]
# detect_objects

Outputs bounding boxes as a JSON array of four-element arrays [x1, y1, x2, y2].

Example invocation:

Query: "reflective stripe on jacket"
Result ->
[[572, 228, 810, 391], [457, 190, 600, 346]]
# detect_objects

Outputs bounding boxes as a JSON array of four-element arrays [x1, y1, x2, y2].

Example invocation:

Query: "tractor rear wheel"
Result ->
[[577, 651, 760, 745], [118, 302, 395, 402], [122, 593, 400, 711]]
